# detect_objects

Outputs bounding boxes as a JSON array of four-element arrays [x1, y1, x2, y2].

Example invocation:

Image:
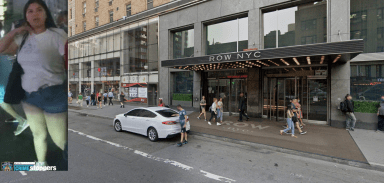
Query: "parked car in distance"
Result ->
[[113, 107, 182, 141]]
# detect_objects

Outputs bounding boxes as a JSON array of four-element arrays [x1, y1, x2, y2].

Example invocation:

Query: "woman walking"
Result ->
[[120, 92, 125, 108], [280, 106, 297, 138], [97, 92, 102, 109], [217, 97, 224, 124], [0, 0, 68, 167], [85, 94, 90, 107], [293, 99, 305, 127], [208, 98, 221, 126], [197, 96, 207, 121]]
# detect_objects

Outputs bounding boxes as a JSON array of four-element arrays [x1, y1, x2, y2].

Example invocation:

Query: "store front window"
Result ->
[[82, 62, 92, 78], [206, 17, 248, 55], [350, 0, 384, 53], [172, 72, 193, 106], [350, 64, 384, 101], [94, 58, 120, 77], [173, 29, 194, 59], [263, 0, 327, 49], [69, 64, 79, 79]]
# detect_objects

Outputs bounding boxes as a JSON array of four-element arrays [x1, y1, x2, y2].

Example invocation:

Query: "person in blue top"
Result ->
[[108, 90, 114, 106], [172, 104, 188, 147]]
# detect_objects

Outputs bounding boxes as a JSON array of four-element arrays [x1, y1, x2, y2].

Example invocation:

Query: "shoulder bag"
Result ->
[[4, 33, 28, 104]]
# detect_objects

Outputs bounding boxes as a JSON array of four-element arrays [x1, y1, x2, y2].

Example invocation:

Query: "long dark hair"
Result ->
[[23, 0, 57, 29]]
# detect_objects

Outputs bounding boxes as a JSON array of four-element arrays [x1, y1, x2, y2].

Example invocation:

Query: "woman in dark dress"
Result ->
[[97, 92, 102, 109], [120, 92, 125, 108]]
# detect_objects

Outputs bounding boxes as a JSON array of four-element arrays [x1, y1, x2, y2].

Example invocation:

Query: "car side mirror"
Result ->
[[124, 113, 128, 117]]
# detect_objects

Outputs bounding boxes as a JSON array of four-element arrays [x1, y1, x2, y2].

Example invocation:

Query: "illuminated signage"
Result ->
[[209, 51, 261, 62]]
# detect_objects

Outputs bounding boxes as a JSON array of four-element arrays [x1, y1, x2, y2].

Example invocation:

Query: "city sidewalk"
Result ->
[[68, 100, 384, 170]]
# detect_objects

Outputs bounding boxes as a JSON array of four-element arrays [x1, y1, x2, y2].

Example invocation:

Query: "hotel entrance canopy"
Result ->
[[161, 40, 364, 71]]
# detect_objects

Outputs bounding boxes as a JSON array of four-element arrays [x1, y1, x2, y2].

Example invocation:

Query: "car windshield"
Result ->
[[156, 109, 178, 117]]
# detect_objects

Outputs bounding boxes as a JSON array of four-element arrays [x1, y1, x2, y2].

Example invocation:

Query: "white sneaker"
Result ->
[[217, 122, 221, 126], [197, 117, 200, 120], [208, 122, 211, 125]]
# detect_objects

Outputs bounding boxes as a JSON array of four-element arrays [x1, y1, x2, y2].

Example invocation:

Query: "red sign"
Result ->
[[98, 68, 101, 72], [73, 73, 75, 76]]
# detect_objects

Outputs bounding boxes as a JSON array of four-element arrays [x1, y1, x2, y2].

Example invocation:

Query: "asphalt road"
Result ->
[[1, 112, 384, 183]]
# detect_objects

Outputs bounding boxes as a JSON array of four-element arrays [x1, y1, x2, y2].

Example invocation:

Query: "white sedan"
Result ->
[[113, 107, 182, 141]]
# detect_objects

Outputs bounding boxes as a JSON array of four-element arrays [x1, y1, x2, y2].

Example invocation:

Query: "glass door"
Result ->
[[218, 79, 230, 112], [207, 79, 219, 107], [307, 78, 328, 122]]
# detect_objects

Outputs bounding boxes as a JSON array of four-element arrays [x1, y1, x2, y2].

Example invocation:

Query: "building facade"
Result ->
[[68, 0, 197, 105], [159, 0, 384, 129]]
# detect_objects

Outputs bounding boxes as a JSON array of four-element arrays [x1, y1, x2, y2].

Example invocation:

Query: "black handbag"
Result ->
[[4, 33, 28, 104]]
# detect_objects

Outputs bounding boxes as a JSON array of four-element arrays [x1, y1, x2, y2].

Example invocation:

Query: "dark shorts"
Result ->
[[24, 84, 67, 113], [180, 120, 186, 133]]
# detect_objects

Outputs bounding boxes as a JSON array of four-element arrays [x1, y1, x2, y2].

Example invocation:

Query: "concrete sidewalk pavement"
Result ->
[[68, 101, 384, 171], [349, 129, 384, 169]]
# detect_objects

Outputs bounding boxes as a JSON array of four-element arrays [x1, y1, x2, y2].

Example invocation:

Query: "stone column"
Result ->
[[192, 22, 203, 109], [329, 0, 351, 127], [248, 8, 261, 49], [91, 61, 94, 93], [158, 29, 170, 105], [247, 67, 261, 118]]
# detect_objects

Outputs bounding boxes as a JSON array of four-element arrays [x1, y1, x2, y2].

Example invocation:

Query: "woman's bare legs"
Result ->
[[22, 102, 48, 162], [44, 111, 67, 150]]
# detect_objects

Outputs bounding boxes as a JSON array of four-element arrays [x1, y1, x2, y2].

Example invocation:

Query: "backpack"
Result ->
[[340, 101, 347, 112], [209, 106, 212, 112]]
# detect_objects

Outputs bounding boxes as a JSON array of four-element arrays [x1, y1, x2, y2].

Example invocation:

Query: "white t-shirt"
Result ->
[[15, 28, 67, 92]]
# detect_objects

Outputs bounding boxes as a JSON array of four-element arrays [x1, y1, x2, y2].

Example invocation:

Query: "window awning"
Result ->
[[161, 40, 364, 71]]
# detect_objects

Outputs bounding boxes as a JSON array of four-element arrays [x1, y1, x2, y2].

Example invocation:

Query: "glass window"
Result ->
[[206, 17, 248, 55], [110, 11, 114, 23], [83, 2, 86, 14], [69, 64, 79, 79], [95, 16, 99, 27], [264, 1, 327, 49], [114, 28, 121, 51], [351, 64, 384, 100], [173, 29, 194, 59], [147, 0, 153, 9], [156, 109, 178, 118], [351, 0, 384, 53], [126, 109, 142, 116], [139, 110, 157, 118], [83, 21, 86, 31], [107, 31, 114, 52], [126, 4, 131, 16], [83, 62, 92, 78], [174, 71, 193, 94]]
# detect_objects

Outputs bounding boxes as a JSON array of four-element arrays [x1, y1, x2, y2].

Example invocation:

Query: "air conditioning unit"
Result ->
[[122, 16, 127, 20]]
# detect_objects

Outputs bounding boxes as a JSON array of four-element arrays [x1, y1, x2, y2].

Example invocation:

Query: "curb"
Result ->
[[69, 109, 384, 172]]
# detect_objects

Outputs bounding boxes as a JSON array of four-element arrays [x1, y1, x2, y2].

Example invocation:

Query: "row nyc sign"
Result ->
[[208, 50, 261, 62]]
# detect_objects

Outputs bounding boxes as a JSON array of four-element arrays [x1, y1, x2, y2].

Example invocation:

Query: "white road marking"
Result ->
[[200, 170, 236, 182], [19, 171, 27, 176], [68, 128, 236, 182]]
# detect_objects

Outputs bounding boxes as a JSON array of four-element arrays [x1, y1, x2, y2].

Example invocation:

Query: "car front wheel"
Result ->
[[147, 127, 158, 142], [114, 120, 122, 132]]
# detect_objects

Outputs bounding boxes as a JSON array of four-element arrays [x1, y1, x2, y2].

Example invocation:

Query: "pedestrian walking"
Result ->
[[197, 96, 207, 121], [293, 99, 305, 127], [108, 90, 114, 105], [0, 0, 68, 167], [103, 90, 108, 106], [68, 90, 72, 103], [172, 104, 188, 147], [376, 96, 384, 132], [97, 92, 102, 109], [208, 98, 221, 126], [238, 92, 249, 122], [342, 94, 356, 131], [291, 99, 307, 135], [91, 92, 95, 106], [158, 98, 164, 107], [280, 106, 298, 138], [217, 97, 224, 124], [77, 93, 83, 106], [120, 92, 125, 108], [85, 94, 90, 107]]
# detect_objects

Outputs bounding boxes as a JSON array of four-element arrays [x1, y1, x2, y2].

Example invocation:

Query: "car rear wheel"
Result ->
[[148, 127, 158, 142], [114, 120, 122, 132]]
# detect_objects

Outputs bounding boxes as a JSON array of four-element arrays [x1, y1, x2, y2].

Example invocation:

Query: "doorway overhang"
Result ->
[[161, 40, 364, 70]]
